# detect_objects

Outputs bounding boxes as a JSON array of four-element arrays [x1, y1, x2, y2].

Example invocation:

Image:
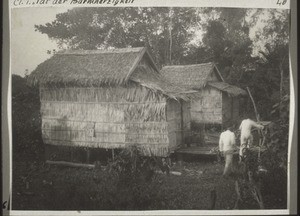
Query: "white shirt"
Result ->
[[219, 130, 236, 152]]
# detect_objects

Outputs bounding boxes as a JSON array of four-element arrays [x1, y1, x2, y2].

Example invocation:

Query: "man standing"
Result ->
[[219, 127, 237, 176], [239, 118, 264, 160]]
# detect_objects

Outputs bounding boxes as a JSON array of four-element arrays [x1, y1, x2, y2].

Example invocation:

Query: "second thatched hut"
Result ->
[[161, 63, 247, 137]]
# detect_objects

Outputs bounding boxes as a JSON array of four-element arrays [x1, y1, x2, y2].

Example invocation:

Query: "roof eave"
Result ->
[[124, 47, 147, 82], [212, 63, 225, 82], [144, 49, 160, 73]]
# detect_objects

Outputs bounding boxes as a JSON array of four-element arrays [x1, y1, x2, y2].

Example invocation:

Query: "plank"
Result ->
[[46, 160, 95, 168]]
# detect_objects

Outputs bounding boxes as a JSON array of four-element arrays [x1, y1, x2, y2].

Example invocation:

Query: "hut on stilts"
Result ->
[[28, 47, 194, 164]]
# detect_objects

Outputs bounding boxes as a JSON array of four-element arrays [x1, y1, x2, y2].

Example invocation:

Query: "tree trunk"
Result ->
[[246, 87, 260, 121], [169, 27, 172, 64], [279, 57, 285, 118], [168, 7, 173, 65], [279, 55, 287, 118]]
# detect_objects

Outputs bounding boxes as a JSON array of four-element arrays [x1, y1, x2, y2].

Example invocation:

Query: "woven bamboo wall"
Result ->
[[190, 87, 222, 124], [40, 85, 170, 157]]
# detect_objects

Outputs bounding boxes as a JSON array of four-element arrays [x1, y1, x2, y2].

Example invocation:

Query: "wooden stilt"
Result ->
[[46, 160, 95, 169], [248, 171, 264, 209], [70, 149, 74, 162], [178, 153, 183, 166], [234, 180, 241, 209], [252, 184, 265, 209], [112, 149, 115, 162], [209, 187, 217, 209], [86, 148, 91, 163]]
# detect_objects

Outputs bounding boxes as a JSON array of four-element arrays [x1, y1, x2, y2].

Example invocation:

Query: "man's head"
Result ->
[[226, 125, 234, 131]]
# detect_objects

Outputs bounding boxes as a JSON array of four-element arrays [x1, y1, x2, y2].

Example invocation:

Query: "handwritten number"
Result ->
[[2, 201, 7, 209]]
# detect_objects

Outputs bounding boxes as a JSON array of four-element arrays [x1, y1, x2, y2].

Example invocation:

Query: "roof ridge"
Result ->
[[56, 47, 145, 55], [162, 62, 214, 68]]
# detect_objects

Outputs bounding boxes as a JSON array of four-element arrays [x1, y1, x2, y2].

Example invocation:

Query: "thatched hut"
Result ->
[[161, 63, 247, 130], [28, 47, 193, 163]]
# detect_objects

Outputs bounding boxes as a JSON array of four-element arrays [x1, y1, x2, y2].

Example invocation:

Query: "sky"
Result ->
[[11, 7, 70, 77]]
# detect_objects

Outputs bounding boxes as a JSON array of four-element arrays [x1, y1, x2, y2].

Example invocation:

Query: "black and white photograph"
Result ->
[[3, 0, 296, 214]]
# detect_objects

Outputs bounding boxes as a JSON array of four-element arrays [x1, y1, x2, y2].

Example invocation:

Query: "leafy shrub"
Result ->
[[12, 75, 43, 162], [105, 145, 163, 209], [262, 94, 289, 172], [45, 146, 164, 210], [259, 94, 289, 208]]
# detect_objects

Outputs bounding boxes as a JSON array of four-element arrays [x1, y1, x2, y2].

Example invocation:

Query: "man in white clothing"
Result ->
[[219, 128, 237, 176], [239, 118, 264, 159]]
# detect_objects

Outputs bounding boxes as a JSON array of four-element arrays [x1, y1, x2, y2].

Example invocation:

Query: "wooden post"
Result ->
[[70, 148, 74, 162], [248, 171, 264, 209], [178, 153, 183, 167], [86, 148, 90, 164], [180, 100, 186, 147], [46, 160, 95, 169], [209, 187, 217, 209], [234, 180, 241, 209], [253, 185, 265, 209]]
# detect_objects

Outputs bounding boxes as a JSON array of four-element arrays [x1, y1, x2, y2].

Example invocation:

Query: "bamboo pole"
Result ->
[[46, 160, 95, 169], [86, 149, 90, 164], [246, 87, 260, 122], [234, 180, 241, 209], [246, 87, 263, 146], [248, 171, 264, 209], [209, 186, 217, 210]]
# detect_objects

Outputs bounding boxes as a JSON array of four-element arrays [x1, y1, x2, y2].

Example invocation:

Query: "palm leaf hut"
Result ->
[[28, 47, 192, 163], [161, 63, 247, 134]]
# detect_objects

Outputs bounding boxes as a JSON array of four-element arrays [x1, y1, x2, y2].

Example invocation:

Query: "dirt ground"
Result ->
[[12, 156, 286, 211]]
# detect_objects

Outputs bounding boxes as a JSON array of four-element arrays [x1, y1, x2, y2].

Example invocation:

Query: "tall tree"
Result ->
[[251, 9, 290, 119], [35, 7, 198, 67], [182, 8, 255, 84]]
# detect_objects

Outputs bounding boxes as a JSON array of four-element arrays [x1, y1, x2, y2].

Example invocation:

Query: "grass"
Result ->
[[12, 156, 286, 211], [12, 159, 233, 210]]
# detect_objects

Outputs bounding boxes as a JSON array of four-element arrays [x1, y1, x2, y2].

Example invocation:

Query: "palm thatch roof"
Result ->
[[161, 63, 246, 97], [207, 82, 247, 97], [27, 47, 196, 100], [131, 65, 198, 100], [28, 47, 154, 86], [160, 63, 224, 89]]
